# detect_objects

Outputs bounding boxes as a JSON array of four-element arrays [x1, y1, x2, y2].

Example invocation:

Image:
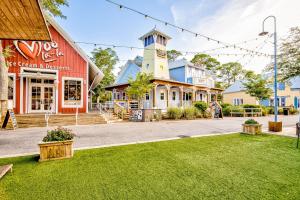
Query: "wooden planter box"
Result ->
[[242, 124, 262, 134], [38, 140, 73, 162], [268, 121, 282, 132]]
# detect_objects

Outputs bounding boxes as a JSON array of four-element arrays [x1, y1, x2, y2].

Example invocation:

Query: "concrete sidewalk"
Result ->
[[0, 115, 299, 158]]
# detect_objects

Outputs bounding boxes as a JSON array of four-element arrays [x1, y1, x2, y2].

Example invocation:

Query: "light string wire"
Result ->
[[104, 0, 272, 57]]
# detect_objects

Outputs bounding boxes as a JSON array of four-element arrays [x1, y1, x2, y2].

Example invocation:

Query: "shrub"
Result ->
[[203, 111, 212, 118], [182, 107, 198, 120], [261, 106, 270, 116], [43, 127, 75, 142], [167, 107, 182, 120], [289, 107, 299, 115], [222, 106, 244, 116], [278, 108, 283, 115], [242, 104, 261, 113], [221, 103, 231, 109], [244, 119, 259, 125], [193, 101, 208, 113], [268, 107, 274, 114]]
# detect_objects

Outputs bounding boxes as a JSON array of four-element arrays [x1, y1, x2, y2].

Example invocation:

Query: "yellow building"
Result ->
[[223, 79, 300, 108]]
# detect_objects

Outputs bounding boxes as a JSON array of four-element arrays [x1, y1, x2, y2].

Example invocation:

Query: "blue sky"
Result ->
[[55, 0, 300, 74]]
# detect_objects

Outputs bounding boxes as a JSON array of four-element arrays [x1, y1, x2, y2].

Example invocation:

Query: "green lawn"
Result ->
[[0, 134, 300, 200]]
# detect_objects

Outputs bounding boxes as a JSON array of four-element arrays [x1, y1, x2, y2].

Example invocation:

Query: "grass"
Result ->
[[0, 134, 300, 200]]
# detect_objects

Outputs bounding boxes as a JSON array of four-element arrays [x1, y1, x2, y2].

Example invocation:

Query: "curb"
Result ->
[[0, 132, 236, 159]]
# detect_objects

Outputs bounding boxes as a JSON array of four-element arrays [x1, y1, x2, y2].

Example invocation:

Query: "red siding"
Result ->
[[3, 25, 88, 114]]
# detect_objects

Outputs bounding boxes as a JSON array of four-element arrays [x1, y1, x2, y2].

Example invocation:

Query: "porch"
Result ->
[[107, 79, 222, 112]]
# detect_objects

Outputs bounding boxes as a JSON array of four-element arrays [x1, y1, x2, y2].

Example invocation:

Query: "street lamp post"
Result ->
[[259, 16, 278, 123]]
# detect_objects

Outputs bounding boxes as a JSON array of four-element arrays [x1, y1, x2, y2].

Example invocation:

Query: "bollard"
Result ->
[[75, 107, 78, 126]]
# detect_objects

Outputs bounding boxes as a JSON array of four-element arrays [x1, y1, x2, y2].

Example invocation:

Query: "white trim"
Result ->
[[86, 62, 89, 113], [62, 77, 84, 108], [21, 67, 58, 113], [25, 77, 28, 113], [56, 71, 59, 114], [20, 76, 23, 114], [46, 16, 104, 82], [7, 73, 16, 108]]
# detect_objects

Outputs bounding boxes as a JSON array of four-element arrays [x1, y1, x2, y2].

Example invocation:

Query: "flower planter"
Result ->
[[38, 140, 73, 162], [242, 124, 262, 134], [268, 121, 282, 132]]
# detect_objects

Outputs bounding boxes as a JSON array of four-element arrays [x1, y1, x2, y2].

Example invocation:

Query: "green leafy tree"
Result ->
[[217, 62, 245, 88], [91, 48, 119, 102], [191, 53, 220, 73], [243, 74, 272, 103], [125, 73, 154, 109], [41, 0, 69, 19], [167, 50, 182, 61], [265, 27, 300, 81]]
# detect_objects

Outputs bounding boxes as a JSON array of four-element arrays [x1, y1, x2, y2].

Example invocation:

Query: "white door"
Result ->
[[29, 84, 55, 113]]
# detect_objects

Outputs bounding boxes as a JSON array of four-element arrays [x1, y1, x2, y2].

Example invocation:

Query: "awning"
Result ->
[[89, 64, 104, 90], [19, 72, 57, 79], [0, 0, 51, 41]]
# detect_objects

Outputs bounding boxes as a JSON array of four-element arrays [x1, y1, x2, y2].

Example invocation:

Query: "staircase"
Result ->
[[14, 113, 107, 128]]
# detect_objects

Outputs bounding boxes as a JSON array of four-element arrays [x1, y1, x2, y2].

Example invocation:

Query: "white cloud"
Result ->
[[167, 0, 300, 73]]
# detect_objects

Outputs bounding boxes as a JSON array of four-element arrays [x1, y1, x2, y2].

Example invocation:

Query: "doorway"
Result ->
[[29, 79, 55, 113]]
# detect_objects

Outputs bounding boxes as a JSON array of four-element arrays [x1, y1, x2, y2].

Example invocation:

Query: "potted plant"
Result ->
[[38, 127, 75, 162], [242, 119, 262, 134]]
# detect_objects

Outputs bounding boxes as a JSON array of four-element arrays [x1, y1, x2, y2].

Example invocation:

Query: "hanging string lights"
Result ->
[[104, 0, 272, 57]]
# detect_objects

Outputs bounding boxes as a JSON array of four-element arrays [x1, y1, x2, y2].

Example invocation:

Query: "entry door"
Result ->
[[30, 85, 55, 113], [43, 86, 54, 111]]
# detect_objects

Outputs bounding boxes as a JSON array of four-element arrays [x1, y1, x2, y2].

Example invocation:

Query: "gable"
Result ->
[[116, 62, 141, 84]]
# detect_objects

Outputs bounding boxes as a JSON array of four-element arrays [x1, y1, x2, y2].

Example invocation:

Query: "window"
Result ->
[[172, 91, 176, 100], [233, 98, 243, 106], [278, 83, 285, 90], [44, 80, 54, 84], [122, 92, 126, 100], [160, 92, 165, 100], [145, 93, 150, 100], [63, 78, 83, 107], [281, 97, 286, 107], [31, 79, 42, 83], [8, 74, 15, 108]]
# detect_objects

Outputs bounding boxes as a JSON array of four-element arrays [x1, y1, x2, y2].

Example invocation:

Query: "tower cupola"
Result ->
[[139, 27, 171, 79]]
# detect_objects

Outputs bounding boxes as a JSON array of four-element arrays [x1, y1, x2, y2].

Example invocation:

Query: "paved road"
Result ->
[[0, 115, 298, 158]]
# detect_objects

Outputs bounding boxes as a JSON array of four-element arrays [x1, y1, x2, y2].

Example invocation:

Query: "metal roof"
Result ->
[[139, 27, 172, 40]]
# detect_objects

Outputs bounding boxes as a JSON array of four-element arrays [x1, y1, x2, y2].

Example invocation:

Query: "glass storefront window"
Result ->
[[63, 79, 82, 106]]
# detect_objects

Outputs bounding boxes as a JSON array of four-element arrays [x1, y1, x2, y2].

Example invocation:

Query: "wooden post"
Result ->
[[152, 84, 157, 108], [166, 84, 170, 108], [179, 86, 183, 107]]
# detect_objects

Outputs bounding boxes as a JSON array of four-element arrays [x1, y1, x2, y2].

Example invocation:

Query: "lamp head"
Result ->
[[259, 31, 269, 36]]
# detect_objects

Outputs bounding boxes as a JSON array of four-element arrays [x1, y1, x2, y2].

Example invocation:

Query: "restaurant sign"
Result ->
[[6, 40, 70, 71]]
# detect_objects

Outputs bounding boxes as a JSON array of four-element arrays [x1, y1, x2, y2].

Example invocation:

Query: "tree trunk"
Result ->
[[0, 40, 8, 123]]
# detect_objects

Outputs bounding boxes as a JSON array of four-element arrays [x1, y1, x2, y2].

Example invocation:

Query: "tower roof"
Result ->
[[139, 27, 172, 40]]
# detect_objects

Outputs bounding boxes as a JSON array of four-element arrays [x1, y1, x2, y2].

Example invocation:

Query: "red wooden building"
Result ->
[[2, 17, 103, 114]]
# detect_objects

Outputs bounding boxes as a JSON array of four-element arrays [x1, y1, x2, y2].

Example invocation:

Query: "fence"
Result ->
[[230, 107, 262, 117]]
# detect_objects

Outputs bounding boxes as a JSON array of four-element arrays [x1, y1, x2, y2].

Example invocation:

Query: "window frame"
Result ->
[[62, 77, 84, 108], [8, 73, 16, 108]]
